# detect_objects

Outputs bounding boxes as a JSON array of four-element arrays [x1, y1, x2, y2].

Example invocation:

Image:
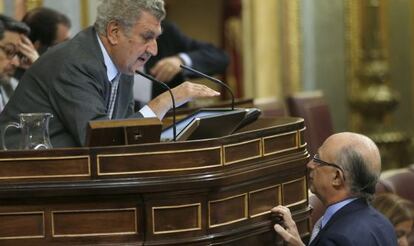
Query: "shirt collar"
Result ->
[[96, 33, 119, 82], [321, 197, 357, 228]]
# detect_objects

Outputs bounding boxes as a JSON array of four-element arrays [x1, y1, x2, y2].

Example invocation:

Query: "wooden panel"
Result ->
[[86, 118, 162, 147], [0, 212, 44, 239], [152, 203, 201, 234], [263, 131, 298, 156], [0, 156, 90, 180], [52, 208, 137, 237], [282, 177, 307, 207], [209, 194, 248, 228], [224, 139, 262, 165], [297, 218, 311, 237], [249, 185, 281, 217], [97, 147, 222, 175]]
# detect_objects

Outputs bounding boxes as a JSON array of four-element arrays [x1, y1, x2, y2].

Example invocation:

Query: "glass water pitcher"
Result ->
[[2, 113, 53, 150]]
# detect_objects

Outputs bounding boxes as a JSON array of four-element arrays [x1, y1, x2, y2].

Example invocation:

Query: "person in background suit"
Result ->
[[0, 0, 219, 148], [0, 15, 37, 112], [133, 20, 229, 105], [11, 7, 71, 81], [271, 132, 397, 246], [372, 193, 413, 246]]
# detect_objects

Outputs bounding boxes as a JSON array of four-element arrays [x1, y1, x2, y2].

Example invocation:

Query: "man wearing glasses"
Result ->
[[0, 0, 219, 148], [271, 132, 397, 246], [0, 15, 38, 112]]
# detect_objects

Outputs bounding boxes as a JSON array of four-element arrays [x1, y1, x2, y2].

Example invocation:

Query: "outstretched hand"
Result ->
[[271, 205, 305, 246], [147, 81, 220, 119]]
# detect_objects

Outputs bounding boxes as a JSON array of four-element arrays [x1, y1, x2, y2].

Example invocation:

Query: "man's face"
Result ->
[[111, 11, 161, 75], [307, 142, 343, 201], [54, 23, 71, 45], [307, 153, 333, 200], [0, 31, 21, 79]]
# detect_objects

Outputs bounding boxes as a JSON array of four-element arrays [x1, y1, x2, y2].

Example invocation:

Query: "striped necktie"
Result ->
[[309, 216, 323, 244], [107, 74, 120, 119]]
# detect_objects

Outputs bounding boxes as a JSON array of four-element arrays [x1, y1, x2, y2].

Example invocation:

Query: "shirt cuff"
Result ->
[[139, 105, 158, 118], [178, 53, 192, 67]]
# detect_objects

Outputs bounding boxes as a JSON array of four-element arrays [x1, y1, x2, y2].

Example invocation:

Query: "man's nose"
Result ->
[[147, 39, 158, 56], [10, 55, 20, 67], [307, 159, 316, 169]]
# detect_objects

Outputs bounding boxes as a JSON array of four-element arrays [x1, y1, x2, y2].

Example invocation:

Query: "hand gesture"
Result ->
[[18, 35, 39, 69], [150, 56, 182, 82], [271, 205, 305, 246], [148, 81, 220, 119]]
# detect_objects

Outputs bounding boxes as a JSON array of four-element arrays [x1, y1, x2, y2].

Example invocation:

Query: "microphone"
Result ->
[[135, 70, 177, 141], [180, 64, 235, 110]]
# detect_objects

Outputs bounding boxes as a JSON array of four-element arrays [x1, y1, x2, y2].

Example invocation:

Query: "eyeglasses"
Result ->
[[0, 44, 18, 60], [312, 154, 346, 180]]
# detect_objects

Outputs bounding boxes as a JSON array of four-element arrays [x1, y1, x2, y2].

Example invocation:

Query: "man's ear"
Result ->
[[332, 170, 345, 187], [33, 40, 41, 50], [106, 21, 121, 45]]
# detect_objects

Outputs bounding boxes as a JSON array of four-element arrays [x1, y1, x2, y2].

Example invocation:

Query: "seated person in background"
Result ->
[[372, 193, 413, 246], [22, 7, 71, 55], [133, 20, 229, 106], [0, 15, 37, 112], [13, 7, 71, 80], [271, 132, 397, 246], [0, 0, 219, 149]]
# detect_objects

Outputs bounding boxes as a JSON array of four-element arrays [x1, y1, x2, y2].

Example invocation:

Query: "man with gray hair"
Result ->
[[0, 0, 219, 148], [271, 132, 397, 246]]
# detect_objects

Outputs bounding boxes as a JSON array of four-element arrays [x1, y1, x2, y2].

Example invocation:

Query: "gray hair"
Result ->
[[336, 147, 379, 201], [94, 0, 165, 36]]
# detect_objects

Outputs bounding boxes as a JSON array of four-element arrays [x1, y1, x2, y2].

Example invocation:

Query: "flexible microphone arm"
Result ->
[[135, 70, 177, 141], [180, 64, 235, 110]]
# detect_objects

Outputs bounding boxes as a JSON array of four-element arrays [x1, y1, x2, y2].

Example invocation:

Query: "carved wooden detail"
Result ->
[[0, 117, 310, 245]]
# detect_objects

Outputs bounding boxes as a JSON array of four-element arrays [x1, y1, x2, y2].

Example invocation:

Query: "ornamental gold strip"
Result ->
[[298, 127, 306, 148], [262, 130, 298, 156], [208, 193, 248, 228], [0, 211, 45, 240], [282, 177, 307, 208], [51, 208, 137, 237], [152, 203, 201, 234], [223, 139, 262, 165], [0, 155, 91, 180], [97, 146, 222, 176], [248, 184, 281, 218]]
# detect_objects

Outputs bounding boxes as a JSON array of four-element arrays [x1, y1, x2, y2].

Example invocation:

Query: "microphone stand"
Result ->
[[135, 70, 177, 141], [180, 64, 235, 110]]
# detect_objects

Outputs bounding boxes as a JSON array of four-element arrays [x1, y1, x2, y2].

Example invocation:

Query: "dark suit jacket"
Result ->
[[0, 27, 142, 148], [309, 198, 397, 246], [146, 20, 229, 98]]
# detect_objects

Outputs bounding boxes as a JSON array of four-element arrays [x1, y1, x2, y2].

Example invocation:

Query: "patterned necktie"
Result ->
[[107, 74, 120, 119], [309, 216, 323, 244]]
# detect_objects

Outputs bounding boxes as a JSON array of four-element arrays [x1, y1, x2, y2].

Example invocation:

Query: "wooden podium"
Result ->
[[0, 117, 310, 245]]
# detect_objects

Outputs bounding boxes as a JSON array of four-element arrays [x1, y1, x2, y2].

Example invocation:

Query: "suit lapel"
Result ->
[[308, 199, 367, 246]]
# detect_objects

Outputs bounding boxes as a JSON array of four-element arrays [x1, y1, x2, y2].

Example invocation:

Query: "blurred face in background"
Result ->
[[53, 23, 70, 45], [395, 219, 413, 246], [0, 31, 20, 79]]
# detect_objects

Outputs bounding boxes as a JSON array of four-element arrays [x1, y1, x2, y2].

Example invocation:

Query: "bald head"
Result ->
[[319, 132, 381, 199], [322, 132, 381, 174]]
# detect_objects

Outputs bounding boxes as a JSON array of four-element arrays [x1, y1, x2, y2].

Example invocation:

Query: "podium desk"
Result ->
[[0, 117, 310, 245]]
